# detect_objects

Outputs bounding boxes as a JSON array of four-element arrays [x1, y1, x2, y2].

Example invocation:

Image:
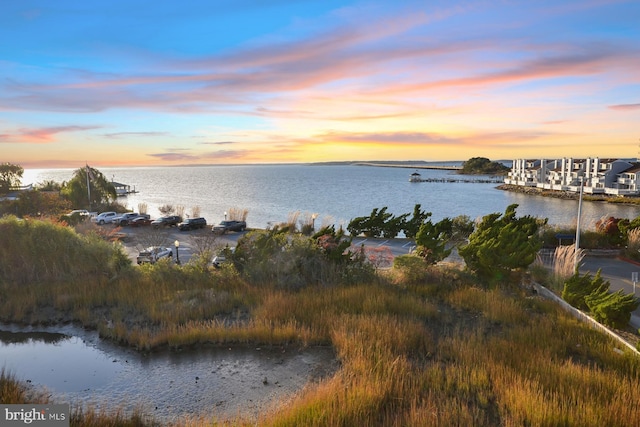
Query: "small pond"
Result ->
[[0, 324, 337, 424]]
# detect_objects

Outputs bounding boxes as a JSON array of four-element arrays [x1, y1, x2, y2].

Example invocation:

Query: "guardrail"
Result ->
[[531, 281, 639, 356]]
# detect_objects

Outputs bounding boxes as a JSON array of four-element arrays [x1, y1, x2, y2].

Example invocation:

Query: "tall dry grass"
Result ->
[[258, 281, 640, 427], [227, 207, 248, 222], [553, 244, 585, 282], [627, 228, 640, 259], [285, 210, 301, 231]]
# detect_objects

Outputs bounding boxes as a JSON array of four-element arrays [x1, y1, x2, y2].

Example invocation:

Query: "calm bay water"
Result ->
[[23, 164, 640, 228]]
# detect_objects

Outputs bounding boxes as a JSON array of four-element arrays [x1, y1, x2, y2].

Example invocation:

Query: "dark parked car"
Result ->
[[114, 212, 147, 226], [212, 220, 247, 234], [129, 215, 153, 227], [151, 215, 183, 228], [178, 217, 207, 231]]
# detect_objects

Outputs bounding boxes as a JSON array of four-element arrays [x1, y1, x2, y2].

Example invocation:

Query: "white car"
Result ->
[[91, 211, 118, 225], [212, 247, 235, 268], [136, 247, 173, 264]]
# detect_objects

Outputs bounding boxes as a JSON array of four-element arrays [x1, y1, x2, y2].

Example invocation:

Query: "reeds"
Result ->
[[554, 244, 585, 281], [227, 207, 248, 222], [627, 228, 640, 260]]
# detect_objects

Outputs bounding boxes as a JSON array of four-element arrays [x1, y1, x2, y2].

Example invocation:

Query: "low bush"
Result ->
[[561, 270, 609, 311], [392, 254, 431, 285], [585, 288, 640, 329], [562, 270, 639, 329]]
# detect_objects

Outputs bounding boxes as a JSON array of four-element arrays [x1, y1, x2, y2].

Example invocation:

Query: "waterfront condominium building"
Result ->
[[504, 157, 640, 196]]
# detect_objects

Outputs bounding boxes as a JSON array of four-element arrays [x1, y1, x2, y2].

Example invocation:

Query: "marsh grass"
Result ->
[[1, 368, 33, 404], [3, 217, 640, 426], [553, 244, 585, 285], [626, 228, 640, 260], [227, 207, 248, 222]]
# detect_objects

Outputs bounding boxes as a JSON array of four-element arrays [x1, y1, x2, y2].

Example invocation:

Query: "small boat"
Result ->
[[409, 171, 422, 182]]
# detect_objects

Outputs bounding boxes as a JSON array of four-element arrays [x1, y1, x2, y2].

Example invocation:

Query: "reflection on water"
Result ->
[[0, 330, 67, 344], [1, 331, 121, 393], [0, 325, 336, 423]]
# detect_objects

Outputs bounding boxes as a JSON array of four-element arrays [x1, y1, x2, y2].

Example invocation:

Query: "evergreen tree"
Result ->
[[562, 270, 609, 311], [415, 217, 453, 264], [585, 289, 639, 329], [403, 204, 432, 239], [348, 207, 398, 237], [60, 166, 116, 210], [458, 204, 544, 283]]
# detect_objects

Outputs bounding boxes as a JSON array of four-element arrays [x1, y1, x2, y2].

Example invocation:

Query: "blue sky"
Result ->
[[1, 0, 639, 167]]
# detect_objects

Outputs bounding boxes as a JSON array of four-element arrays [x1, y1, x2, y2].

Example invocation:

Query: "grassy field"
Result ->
[[1, 216, 640, 426]]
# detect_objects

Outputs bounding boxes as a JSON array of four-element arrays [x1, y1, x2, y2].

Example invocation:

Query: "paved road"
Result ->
[[580, 256, 640, 329]]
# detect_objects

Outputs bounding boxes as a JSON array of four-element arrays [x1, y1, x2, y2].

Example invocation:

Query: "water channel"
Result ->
[[0, 323, 337, 423]]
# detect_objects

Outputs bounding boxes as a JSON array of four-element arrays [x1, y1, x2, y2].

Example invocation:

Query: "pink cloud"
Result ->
[[0, 125, 101, 143], [608, 103, 640, 111], [316, 131, 459, 145], [147, 152, 199, 162]]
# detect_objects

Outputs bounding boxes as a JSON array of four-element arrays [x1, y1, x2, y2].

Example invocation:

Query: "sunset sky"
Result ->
[[1, 0, 639, 168]]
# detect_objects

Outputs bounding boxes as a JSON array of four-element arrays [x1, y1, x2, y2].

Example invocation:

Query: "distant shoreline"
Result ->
[[353, 162, 462, 171]]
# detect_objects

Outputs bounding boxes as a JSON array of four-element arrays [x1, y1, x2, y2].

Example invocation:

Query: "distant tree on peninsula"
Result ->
[[0, 163, 24, 195], [460, 157, 509, 175], [61, 166, 116, 210]]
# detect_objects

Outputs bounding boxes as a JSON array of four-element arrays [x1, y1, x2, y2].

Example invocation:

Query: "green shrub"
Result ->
[[414, 217, 452, 264], [393, 254, 431, 284], [458, 204, 544, 284], [0, 216, 131, 284], [561, 270, 609, 311], [585, 289, 639, 329], [347, 206, 407, 238]]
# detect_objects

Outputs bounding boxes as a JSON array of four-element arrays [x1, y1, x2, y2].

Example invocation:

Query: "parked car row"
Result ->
[[91, 211, 248, 234]]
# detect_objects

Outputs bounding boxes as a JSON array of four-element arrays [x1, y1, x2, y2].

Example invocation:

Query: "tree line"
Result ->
[[0, 163, 117, 217]]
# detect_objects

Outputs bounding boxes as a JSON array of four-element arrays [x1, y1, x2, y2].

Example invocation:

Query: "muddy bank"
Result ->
[[0, 323, 339, 424]]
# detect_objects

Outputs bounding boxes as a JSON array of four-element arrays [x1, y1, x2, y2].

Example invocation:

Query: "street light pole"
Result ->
[[175, 240, 180, 265], [574, 177, 584, 272], [224, 211, 228, 221]]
